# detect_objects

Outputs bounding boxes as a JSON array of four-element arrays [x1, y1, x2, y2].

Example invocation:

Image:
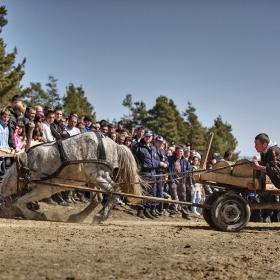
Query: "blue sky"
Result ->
[[2, 0, 280, 157]]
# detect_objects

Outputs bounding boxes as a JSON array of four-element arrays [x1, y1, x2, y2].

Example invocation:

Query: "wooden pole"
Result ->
[[34, 180, 212, 209], [199, 132, 214, 170]]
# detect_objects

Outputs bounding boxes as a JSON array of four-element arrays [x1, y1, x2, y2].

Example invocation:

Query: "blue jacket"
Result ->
[[156, 148, 169, 174], [132, 139, 161, 174], [168, 155, 191, 185]]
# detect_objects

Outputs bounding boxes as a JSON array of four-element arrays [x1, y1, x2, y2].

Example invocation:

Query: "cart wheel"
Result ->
[[202, 193, 219, 229], [211, 193, 250, 232]]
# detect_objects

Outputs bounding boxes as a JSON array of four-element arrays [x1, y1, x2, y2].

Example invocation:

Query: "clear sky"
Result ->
[[2, 0, 280, 157]]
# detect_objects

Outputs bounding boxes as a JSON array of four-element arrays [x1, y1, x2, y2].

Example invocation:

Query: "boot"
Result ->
[[144, 208, 155, 219], [150, 207, 159, 218], [73, 192, 80, 201], [54, 193, 70, 206], [79, 195, 88, 203], [137, 209, 145, 219], [43, 197, 58, 206], [65, 190, 73, 204]]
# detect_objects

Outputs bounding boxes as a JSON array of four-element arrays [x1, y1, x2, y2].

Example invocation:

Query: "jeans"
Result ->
[[169, 182, 189, 215], [191, 190, 201, 213]]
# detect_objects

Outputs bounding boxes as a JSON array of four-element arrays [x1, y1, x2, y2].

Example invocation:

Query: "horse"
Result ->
[[0, 132, 143, 224]]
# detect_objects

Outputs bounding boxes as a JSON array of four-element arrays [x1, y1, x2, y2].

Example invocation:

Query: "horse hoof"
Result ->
[[32, 212, 47, 221], [67, 215, 81, 223], [91, 214, 105, 225]]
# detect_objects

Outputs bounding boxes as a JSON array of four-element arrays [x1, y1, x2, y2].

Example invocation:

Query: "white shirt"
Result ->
[[65, 125, 80, 136], [42, 121, 55, 142]]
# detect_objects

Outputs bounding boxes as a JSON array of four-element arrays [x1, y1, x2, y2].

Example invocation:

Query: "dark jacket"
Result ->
[[261, 144, 280, 188], [132, 138, 161, 174], [168, 155, 191, 185], [50, 120, 70, 140], [156, 148, 169, 174], [7, 106, 17, 149]]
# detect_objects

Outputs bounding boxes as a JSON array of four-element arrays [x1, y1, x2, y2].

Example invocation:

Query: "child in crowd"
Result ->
[[13, 102, 26, 119], [13, 121, 27, 152], [0, 108, 11, 176], [32, 128, 44, 143]]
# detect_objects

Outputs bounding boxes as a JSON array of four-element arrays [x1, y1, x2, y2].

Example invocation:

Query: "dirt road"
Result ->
[[1, 202, 280, 280]]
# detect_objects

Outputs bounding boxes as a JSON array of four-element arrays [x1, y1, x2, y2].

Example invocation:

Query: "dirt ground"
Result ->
[[1, 201, 280, 280]]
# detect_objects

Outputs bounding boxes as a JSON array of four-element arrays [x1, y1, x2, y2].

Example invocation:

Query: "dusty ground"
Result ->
[[1, 201, 280, 280]]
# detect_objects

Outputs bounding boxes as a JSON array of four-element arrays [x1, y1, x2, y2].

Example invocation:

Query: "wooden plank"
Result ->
[[0, 148, 16, 157], [199, 172, 261, 190]]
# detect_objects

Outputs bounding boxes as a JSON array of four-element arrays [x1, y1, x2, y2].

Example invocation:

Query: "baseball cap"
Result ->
[[144, 129, 153, 137], [155, 135, 164, 142]]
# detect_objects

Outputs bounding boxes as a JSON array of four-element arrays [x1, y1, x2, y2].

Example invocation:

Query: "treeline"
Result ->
[[121, 94, 239, 160], [0, 5, 239, 159]]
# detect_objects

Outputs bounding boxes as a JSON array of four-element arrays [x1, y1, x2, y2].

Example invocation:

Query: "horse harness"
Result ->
[[16, 131, 112, 193]]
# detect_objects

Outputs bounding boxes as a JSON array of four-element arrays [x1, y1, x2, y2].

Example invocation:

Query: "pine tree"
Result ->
[[121, 94, 149, 128], [146, 96, 183, 145], [0, 6, 26, 107], [183, 102, 207, 152], [208, 115, 239, 160], [63, 83, 95, 120], [45, 75, 61, 108], [21, 82, 49, 107]]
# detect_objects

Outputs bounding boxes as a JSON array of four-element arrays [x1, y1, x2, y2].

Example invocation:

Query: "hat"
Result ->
[[171, 142, 175, 145], [144, 129, 153, 137], [155, 135, 164, 142]]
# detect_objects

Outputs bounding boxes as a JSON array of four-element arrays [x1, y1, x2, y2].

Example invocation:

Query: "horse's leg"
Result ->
[[17, 185, 53, 221], [91, 194, 117, 224], [67, 191, 102, 223], [85, 167, 119, 224]]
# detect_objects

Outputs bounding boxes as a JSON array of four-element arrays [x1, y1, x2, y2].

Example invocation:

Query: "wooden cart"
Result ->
[[198, 159, 280, 232]]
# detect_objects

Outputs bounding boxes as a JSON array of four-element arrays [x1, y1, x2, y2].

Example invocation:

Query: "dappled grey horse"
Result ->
[[0, 132, 143, 223]]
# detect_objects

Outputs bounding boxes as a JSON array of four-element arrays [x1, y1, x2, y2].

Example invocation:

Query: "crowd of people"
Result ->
[[1, 95, 279, 223]]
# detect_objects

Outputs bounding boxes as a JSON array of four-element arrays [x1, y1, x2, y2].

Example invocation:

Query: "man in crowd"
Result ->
[[154, 135, 169, 215], [50, 107, 70, 140], [35, 104, 43, 116], [132, 126, 144, 144], [65, 114, 80, 136], [132, 129, 166, 219], [168, 146, 192, 220], [7, 95, 22, 150]]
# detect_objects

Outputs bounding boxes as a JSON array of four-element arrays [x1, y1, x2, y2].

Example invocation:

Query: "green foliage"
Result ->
[[21, 82, 49, 107], [122, 94, 149, 128], [183, 102, 207, 152], [146, 96, 185, 145], [63, 83, 95, 121], [0, 6, 25, 107], [121, 94, 239, 156], [208, 115, 239, 160], [45, 75, 61, 108]]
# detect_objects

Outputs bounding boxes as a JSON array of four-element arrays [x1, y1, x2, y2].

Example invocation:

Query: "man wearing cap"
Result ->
[[132, 129, 167, 219], [154, 135, 169, 215], [168, 146, 192, 220]]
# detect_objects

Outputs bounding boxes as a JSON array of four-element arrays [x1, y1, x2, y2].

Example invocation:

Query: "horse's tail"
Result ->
[[116, 145, 144, 197]]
